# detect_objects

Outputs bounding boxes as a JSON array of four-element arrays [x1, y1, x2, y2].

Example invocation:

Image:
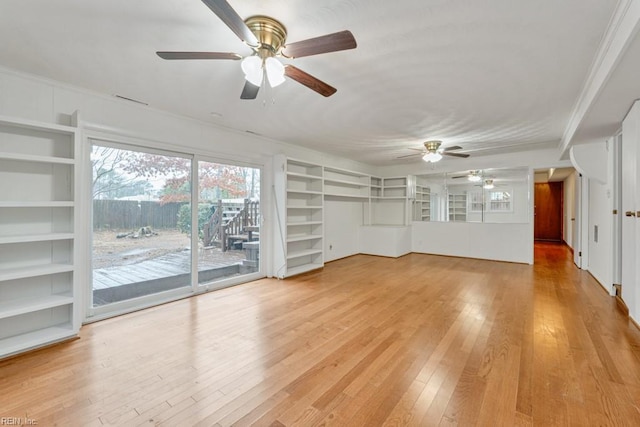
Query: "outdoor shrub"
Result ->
[[177, 203, 214, 238]]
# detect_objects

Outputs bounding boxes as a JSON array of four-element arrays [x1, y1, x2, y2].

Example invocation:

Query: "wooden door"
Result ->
[[534, 182, 563, 241]]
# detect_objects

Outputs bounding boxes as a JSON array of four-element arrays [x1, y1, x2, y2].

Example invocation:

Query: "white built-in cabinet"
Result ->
[[448, 193, 467, 222], [274, 155, 415, 277], [274, 156, 325, 278], [414, 184, 431, 221], [0, 113, 80, 359], [323, 167, 370, 198]]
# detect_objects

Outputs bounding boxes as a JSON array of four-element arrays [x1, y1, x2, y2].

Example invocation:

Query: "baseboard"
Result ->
[[613, 284, 629, 316], [563, 240, 574, 253], [587, 271, 609, 295]]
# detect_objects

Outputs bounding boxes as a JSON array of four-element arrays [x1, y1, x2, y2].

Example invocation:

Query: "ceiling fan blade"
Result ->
[[156, 51, 242, 60], [396, 153, 423, 159], [442, 145, 463, 152], [451, 175, 467, 179], [240, 81, 260, 99], [443, 152, 470, 158], [284, 65, 337, 97], [281, 30, 357, 59], [201, 0, 259, 46]]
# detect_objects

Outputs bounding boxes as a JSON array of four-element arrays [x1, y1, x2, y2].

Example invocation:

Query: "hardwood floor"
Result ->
[[2, 243, 640, 426]]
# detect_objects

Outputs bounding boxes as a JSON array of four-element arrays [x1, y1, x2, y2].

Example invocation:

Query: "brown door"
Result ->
[[534, 182, 563, 241]]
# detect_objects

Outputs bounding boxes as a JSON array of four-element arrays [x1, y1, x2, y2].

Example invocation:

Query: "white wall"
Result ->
[[411, 221, 534, 264], [588, 177, 613, 290]]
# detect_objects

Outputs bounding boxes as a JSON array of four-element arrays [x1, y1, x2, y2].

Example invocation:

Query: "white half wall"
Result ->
[[411, 221, 534, 264], [359, 226, 412, 258], [324, 199, 365, 262]]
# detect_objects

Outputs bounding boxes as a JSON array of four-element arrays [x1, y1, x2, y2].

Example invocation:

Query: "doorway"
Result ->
[[534, 182, 563, 241]]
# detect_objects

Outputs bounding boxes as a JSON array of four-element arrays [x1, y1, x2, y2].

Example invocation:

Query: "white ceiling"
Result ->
[[0, 0, 633, 166]]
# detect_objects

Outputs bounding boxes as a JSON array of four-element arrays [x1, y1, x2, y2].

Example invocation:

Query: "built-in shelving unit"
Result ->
[[382, 177, 408, 199], [274, 156, 324, 278], [0, 113, 80, 359], [323, 167, 370, 199], [274, 155, 417, 274], [414, 184, 431, 221], [370, 177, 382, 198], [448, 193, 467, 222]]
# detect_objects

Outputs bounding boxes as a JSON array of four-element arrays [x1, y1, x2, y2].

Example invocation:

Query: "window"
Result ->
[[468, 189, 513, 213], [469, 191, 484, 212], [488, 190, 512, 212]]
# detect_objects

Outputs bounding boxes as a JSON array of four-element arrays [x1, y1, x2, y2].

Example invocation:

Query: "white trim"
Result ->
[[561, 0, 640, 155]]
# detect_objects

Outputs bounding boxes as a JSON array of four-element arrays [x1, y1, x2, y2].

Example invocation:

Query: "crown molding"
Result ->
[[560, 0, 640, 156]]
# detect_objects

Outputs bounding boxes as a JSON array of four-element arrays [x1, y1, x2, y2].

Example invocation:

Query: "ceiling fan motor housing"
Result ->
[[244, 15, 287, 58]]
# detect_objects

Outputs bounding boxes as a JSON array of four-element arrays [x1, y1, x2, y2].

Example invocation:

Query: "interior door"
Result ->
[[534, 182, 563, 241], [621, 102, 638, 314]]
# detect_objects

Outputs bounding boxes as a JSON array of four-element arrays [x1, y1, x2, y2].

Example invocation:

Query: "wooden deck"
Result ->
[[93, 249, 247, 289], [92, 248, 251, 305]]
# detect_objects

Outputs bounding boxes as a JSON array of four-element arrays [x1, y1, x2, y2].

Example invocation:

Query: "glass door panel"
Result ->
[[91, 144, 192, 308], [196, 161, 260, 286]]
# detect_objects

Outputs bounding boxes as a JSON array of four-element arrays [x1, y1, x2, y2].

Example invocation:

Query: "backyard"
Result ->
[[92, 229, 246, 270]]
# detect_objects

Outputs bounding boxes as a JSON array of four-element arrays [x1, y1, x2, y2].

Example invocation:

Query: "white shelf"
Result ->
[[0, 263, 74, 282], [323, 178, 368, 187], [286, 263, 323, 277], [0, 115, 76, 134], [287, 171, 322, 180], [286, 205, 323, 209], [286, 189, 323, 195], [287, 221, 323, 226], [0, 152, 74, 164], [0, 294, 73, 320], [287, 248, 323, 260], [0, 325, 75, 357], [0, 201, 74, 208], [323, 192, 370, 199], [287, 234, 323, 243], [0, 233, 75, 245]]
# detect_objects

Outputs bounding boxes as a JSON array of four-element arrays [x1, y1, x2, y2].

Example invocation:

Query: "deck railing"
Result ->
[[202, 199, 259, 250]]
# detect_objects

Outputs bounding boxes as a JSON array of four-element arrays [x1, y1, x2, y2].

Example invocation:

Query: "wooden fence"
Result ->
[[93, 200, 185, 230]]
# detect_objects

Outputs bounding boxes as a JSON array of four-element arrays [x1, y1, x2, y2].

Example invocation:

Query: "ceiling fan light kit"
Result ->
[[423, 151, 443, 162], [397, 140, 470, 162], [468, 171, 482, 182], [484, 179, 494, 189], [156, 1, 357, 99]]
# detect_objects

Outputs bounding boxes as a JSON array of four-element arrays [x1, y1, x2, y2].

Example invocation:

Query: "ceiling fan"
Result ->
[[451, 170, 483, 181], [156, 0, 357, 99], [397, 140, 470, 163]]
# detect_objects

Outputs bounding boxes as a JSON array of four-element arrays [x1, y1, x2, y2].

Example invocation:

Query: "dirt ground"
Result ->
[[92, 229, 190, 269], [92, 229, 248, 270]]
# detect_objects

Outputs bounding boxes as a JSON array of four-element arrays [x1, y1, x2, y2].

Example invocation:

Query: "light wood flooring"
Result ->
[[2, 243, 640, 426]]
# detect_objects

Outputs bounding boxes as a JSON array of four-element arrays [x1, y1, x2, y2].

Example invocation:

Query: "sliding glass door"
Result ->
[[88, 141, 263, 319]]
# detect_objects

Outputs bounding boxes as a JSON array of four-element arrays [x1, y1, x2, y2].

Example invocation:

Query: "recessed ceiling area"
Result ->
[[0, 0, 635, 165]]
